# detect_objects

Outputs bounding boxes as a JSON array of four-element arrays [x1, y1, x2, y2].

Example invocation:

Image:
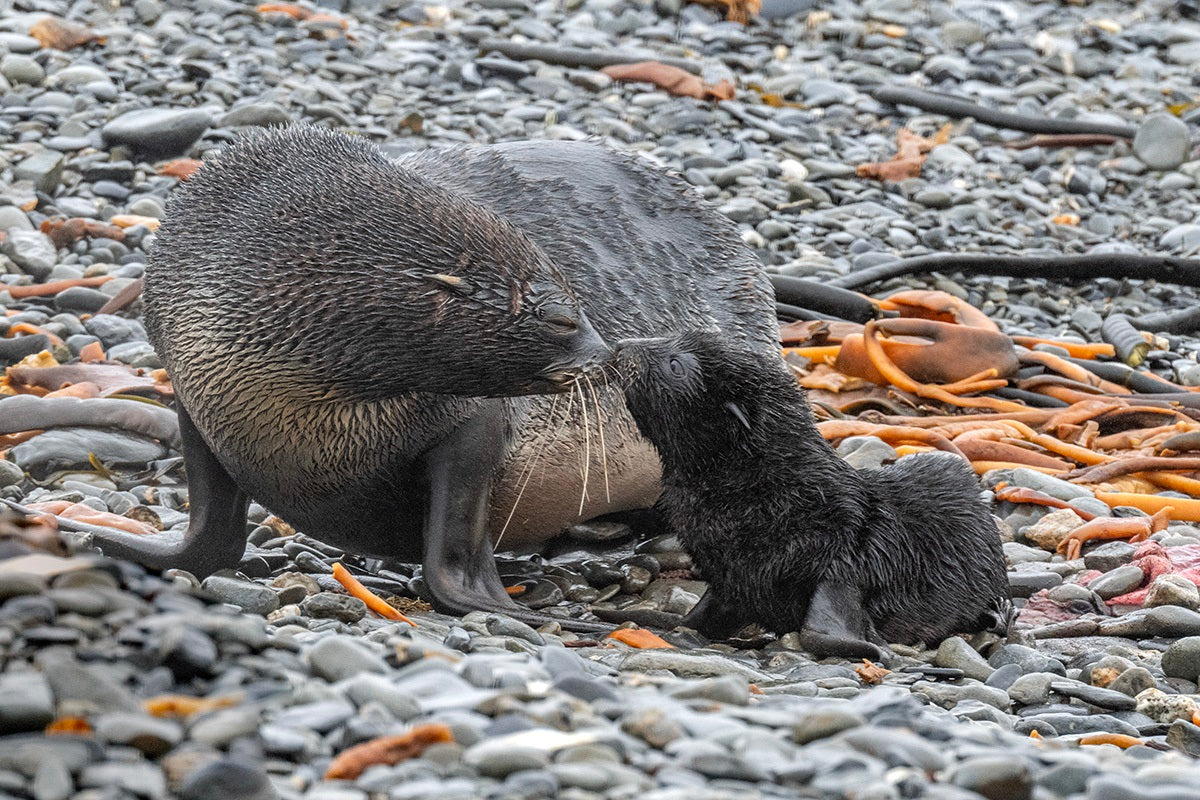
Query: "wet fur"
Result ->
[[620, 332, 1012, 644]]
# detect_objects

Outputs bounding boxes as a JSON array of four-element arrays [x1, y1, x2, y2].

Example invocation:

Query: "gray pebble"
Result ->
[[200, 575, 280, 615], [101, 108, 212, 157], [1161, 636, 1200, 681], [300, 592, 367, 623], [934, 637, 995, 681], [305, 635, 389, 681], [1089, 565, 1146, 600], [2, 231, 57, 280], [1133, 113, 1192, 171], [0, 673, 54, 733]]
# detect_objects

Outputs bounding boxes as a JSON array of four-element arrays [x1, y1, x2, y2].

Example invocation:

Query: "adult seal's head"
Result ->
[[616, 331, 1011, 657], [147, 125, 608, 399]]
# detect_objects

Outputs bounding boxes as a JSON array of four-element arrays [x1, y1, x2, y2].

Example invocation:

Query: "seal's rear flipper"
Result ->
[[69, 402, 248, 577], [798, 581, 890, 662], [421, 402, 609, 634]]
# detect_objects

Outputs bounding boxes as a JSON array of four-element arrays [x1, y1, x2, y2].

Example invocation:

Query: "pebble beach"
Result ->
[[7, 0, 1200, 798]]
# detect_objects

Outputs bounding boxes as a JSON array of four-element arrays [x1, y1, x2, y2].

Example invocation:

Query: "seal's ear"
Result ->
[[425, 273, 474, 296], [724, 401, 752, 432]]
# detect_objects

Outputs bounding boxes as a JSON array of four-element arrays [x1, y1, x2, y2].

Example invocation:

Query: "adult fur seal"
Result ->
[[617, 331, 1012, 655], [80, 125, 778, 627]]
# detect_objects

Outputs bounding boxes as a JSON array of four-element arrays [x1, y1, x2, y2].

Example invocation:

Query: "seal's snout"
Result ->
[[570, 312, 610, 361]]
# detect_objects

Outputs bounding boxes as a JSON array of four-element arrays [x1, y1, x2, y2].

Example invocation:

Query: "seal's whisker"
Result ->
[[584, 372, 611, 504], [577, 379, 592, 516]]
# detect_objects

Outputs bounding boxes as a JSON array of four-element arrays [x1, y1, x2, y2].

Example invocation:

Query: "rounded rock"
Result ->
[[179, 758, 277, 800], [101, 108, 212, 157], [1161, 636, 1200, 682], [200, 575, 279, 615], [1145, 575, 1200, 610], [299, 592, 367, 623], [950, 756, 1032, 800], [1133, 113, 1192, 171]]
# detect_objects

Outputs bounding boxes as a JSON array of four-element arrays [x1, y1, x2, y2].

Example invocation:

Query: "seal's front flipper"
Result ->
[[421, 403, 608, 634], [678, 587, 746, 640], [87, 402, 250, 577], [798, 581, 889, 662]]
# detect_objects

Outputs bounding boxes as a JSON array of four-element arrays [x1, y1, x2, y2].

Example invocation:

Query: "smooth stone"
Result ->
[[1145, 574, 1200, 610], [0, 206, 32, 232], [989, 644, 1066, 676], [1166, 719, 1200, 757], [200, 575, 279, 615], [38, 654, 139, 713], [13, 149, 64, 194], [0, 572, 45, 598], [934, 637, 995, 681], [306, 635, 389, 681], [1008, 469, 1092, 501], [1109, 666, 1157, 697], [554, 674, 618, 703], [54, 287, 111, 313], [1087, 774, 1200, 800], [1162, 636, 1200, 681], [272, 700, 354, 733], [1161, 223, 1200, 252], [985, 663, 1023, 691], [219, 103, 292, 128], [1133, 113, 1192, 170], [837, 727, 946, 772], [1089, 564, 1146, 600], [32, 757, 73, 800], [620, 708, 681, 748], [463, 740, 551, 778], [341, 674, 421, 720], [188, 707, 262, 747], [12, 429, 166, 475], [1099, 605, 1200, 637], [1048, 681, 1137, 711], [949, 755, 1032, 800], [0, 673, 54, 733], [299, 592, 367, 623], [1022, 508, 1085, 552], [666, 674, 749, 705], [101, 108, 212, 157], [1008, 673, 1057, 706], [93, 713, 182, 756], [837, 436, 898, 470], [620, 651, 768, 681], [911, 681, 1010, 711], [1083, 541, 1136, 572], [1008, 571, 1062, 597], [1, 54, 43, 85], [84, 314, 148, 347], [1, 231, 57, 280], [179, 758, 276, 800], [1029, 712, 1139, 736], [78, 761, 166, 799]]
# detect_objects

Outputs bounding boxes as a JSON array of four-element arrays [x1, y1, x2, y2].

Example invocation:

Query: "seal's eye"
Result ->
[[668, 358, 687, 378], [543, 314, 578, 333]]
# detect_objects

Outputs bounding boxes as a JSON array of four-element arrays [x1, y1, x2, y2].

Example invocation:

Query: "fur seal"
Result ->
[[83, 125, 778, 627], [616, 331, 1012, 655]]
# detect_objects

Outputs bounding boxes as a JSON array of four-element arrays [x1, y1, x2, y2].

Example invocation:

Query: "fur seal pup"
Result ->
[[80, 126, 778, 627], [617, 331, 1012, 655]]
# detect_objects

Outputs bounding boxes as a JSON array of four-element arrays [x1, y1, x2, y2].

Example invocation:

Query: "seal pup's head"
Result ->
[[148, 124, 608, 400], [614, 330, 800, 468]]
